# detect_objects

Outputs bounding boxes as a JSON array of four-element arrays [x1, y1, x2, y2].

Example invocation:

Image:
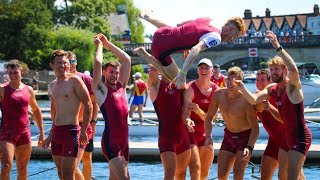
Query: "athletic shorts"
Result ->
[[101, 130, 129, 162], [85, 139, 94, 152], [264, 137, 283, 160], [0, 128, 31, 146], [159, 129, 190, 154], [132, 96, 144, 106], [51, 125, 80, 157], [285, 128, 312, 155], [220, 128, 251, 154], [188, 131, 206, 147]]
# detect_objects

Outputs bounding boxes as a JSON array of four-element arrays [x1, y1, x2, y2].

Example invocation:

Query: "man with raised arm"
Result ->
[[92, 34, 131, 179], [44, 49, 93, 180], [134, 10, 245, 89], [204, 66, 259, 179], [237, 31, 312, 180]]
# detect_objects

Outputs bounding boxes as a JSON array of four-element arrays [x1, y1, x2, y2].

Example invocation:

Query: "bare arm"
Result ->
[[92, 34, 109, 107], [147, 65, 160, 102], [73, 77, 93, 144], [266, 30, 303, 103], [144, 85, 148, 107], [237, 80, 273, 105], [246, 105, 259, 148], [181, 41, 207, 73], [90, 94, 99, 138], [181, 87, 195, 132], [266, 102, 283, 123], [28, 86, 44, 147], [100, 34, 131, 87], [243, 104, 259, 160], [129, 82, 136, 101], [204, 93, 219, 138]]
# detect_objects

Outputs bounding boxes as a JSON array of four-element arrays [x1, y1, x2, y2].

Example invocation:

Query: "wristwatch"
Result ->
[[90, 120, 97, 124], [276, 45, 283, 52]]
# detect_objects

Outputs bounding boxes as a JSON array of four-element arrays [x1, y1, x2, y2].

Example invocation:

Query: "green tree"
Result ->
[[0, 0, 54, 69], [52, 26, 96, 72]]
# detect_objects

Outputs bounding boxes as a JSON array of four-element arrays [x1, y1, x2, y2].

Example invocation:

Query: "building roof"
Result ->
[[243, 6, 316, 30]]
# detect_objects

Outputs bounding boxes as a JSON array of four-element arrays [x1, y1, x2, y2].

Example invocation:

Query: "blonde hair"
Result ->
[[227, 66, 244, 81], [268, 56, 285, 68], [227, 16, 246, 35]]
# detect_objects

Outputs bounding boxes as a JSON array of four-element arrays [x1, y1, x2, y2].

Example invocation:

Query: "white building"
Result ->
[[307, 16, 320, 35]]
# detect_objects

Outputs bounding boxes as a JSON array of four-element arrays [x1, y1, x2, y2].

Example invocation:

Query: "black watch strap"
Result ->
[[276, 45, 283, 52]]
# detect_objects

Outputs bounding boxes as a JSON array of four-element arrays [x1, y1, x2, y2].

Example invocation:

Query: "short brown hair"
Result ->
[[50, 49, 68, 64], [7, 59, 21, 69], [268, 56, 285, 68], [227, 66, 244, 81], [67, 51, 76, 59], [103, 61, 120, 70], [228, 17, 246, 35], [257, 69, 271, 81]]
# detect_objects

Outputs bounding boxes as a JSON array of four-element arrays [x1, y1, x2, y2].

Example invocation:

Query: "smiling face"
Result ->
[[256, 73, 271, 90], [7, 66, 22, 84], [269, 64, 286, 83], [197, 63, 213, 79], [50, 55, 69, 77]]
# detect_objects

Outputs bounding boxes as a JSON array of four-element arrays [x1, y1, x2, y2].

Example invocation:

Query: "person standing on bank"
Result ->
[[204, 66, 259, 179], [237, 31, 312, 180], [44, 49, 93, 180], [128, 72, 148, 123], [92, 34, 131, 179], [0, 60, 45, 180], [67, 51, 99, 180], [182, 58, 218, 179]]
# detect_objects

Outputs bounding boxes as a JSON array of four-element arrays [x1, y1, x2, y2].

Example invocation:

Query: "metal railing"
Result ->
[[124, 35, 320, 53]]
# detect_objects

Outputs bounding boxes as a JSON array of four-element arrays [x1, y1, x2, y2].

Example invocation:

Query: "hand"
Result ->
[[263, 100, 270, 110], [233, 78, 245, 91], [189, 103, 202, 115], [93, 35, 103, 47], [94, 33, 109, 47], [43, 135, 52, 149], [185, 118, 195, 133], [79, 131, 88, 147], [266, 30, 280, 49], [242, 147, 251, 161], [37, 133, 45, 148], [204, 136, 214, 150], [173, 72, 186, 89]]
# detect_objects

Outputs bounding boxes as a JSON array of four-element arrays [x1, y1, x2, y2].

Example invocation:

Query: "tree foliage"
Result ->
[[0, 0, 145, 70], [0, 0, 54, 69], [52, 26, 96, 72]]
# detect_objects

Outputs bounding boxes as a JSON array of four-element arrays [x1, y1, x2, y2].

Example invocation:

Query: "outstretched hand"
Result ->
[[173, 72, 186, 89], [266, 30, 280, 49]]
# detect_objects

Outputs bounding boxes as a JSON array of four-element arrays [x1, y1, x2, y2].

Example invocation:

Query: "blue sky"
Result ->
[[133, 0, 320, 35]]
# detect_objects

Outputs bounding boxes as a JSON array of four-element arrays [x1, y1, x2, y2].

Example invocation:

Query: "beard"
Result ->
[[272, 74, 283, 83]]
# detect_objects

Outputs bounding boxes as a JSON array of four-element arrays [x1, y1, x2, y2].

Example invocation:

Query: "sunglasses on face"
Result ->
[[69, 59, 77, 64]]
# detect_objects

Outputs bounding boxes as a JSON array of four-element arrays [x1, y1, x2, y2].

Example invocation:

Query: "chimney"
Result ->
[[244, 9, 252, 19], [265, 8, 271, 17], [314, 4, 319, 16]]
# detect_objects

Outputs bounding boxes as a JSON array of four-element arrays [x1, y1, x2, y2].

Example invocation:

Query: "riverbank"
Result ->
[[30, 141, 320, 163]]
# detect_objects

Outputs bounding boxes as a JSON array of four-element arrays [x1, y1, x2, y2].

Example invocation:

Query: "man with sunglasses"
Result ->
[[67, 51, 99, 180]]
